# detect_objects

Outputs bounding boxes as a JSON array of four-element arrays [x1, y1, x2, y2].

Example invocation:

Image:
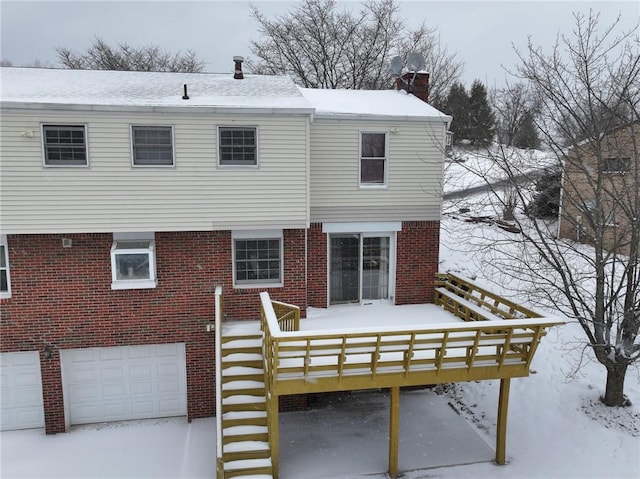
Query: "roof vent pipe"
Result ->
[[182, 84, 189, 100], [233, 56, 244, 80]]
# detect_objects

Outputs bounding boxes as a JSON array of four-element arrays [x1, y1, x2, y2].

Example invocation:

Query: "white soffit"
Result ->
[[322, 222, 402, 233]]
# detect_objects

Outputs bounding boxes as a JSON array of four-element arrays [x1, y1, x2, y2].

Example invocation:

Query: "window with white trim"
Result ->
[[602, 157, 630, 173], [360, 132, 387, 185], [0, 235, 10, 298], [43, 125, 88, 166], [218, 127, 257, 166], [111, 233, 157, 290], [131, 126, 174, 166], [232, 231, 283, 287]]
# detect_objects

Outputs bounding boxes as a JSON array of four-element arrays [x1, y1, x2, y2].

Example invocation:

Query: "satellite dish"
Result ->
[[388, 55, 403, 76], [407, 52, 425, 72]]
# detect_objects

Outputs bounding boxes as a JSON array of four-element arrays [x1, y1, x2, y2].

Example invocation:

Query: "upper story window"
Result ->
[[219, 127, 258, 166], [110, 233, 157, 290], [602, 157, 630, 173], [232, 230, 283, 288], [43, 125, 88, 167], [360, 132, 387, 186], [0, 235, 11, 299], [132, 126, 174, 166]]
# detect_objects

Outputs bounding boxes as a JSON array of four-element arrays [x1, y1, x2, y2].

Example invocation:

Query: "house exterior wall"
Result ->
[[0, 230, 307, 433], [1, 78, 449, 433], [396, 221, 440, 304], [309, 118, 446, 223], [0, 109, 310, 234], [306, 221, 440, 307], [558, 123, 638, 255]]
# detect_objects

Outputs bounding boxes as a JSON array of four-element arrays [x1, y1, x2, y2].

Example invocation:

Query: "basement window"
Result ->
[[111, 233, 157, 290]]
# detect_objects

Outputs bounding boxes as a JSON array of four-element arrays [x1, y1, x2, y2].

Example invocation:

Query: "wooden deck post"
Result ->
[[270, 394, 279, 478], [388, 387, 400, 478], [496, 378, 511, 465]]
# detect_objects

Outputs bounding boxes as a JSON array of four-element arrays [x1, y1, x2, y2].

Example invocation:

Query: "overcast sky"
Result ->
[[1, 0, 638, 88]]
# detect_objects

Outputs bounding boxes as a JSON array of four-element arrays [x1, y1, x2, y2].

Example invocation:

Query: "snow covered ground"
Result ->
[[2, 148, 639, 478]]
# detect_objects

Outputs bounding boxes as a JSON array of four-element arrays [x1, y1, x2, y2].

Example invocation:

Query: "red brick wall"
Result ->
[[395, 221, 440, 304], [306, 221, 440, 307], [307, 223, 327, 308], [0, 229, 306, 433]]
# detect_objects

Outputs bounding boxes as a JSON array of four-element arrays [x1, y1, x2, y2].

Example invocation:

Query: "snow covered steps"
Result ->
[[220, 332, 273, 479]]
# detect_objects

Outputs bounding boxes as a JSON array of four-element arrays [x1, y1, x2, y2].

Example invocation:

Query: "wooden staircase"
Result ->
[[220, 332, 273, 479]]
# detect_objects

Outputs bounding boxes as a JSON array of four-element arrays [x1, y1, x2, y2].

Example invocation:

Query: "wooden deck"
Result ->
[[216, 273, 564, 478]]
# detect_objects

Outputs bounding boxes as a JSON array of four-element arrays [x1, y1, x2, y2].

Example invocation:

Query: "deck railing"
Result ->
[[259, 291, 562, 396], [435, 272, 540, 321], [258, 277, 564, 476]]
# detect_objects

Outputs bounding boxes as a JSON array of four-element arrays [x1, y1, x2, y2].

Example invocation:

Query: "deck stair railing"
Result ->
[[216, 287, 274, 479]]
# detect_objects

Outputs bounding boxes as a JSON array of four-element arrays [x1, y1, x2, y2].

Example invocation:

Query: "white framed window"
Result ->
[[360, 131, 388, 186], [131, 126, 175, 167], [218, 127, 258, 166], [232, 230, 283, 288], [1, 235, 11, 299], [110, 232, 157, 290], [602, 157, 630, 173], [42, 124, 88, 167]]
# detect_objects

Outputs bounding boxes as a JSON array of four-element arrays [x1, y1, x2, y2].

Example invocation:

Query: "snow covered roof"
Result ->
[[299, 87, 451, 122], [0, 67, 451, 122], [0, 67, 313, 113]]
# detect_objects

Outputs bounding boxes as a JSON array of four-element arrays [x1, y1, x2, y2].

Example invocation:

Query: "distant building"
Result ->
[[558, 122, 639, 255]]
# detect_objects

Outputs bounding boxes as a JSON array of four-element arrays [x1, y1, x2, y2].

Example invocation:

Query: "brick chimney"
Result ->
[[233, 56, 244, 80], [396, 71, 429, 103]]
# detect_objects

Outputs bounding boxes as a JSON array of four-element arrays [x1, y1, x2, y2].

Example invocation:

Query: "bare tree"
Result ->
[[57, 37, 204, 72], [465, 11, 639, 406], [396, 23, 465, 108], [491, 82, 541, 148], [248, 0, 463, 105], [1, 58, 54, 68]]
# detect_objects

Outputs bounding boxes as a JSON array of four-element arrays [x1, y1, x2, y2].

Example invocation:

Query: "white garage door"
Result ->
[[0, 351, 45, 431], [61, 343, 186, 425]]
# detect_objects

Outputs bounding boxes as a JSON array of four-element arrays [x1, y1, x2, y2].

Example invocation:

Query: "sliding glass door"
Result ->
[[329, 234, 391, 304]]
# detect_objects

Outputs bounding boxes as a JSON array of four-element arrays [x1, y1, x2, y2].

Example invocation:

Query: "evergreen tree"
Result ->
[[468, 80, 495, 146], [513, 111, 540, 149], [525, 167, 561, 218], [444, 81, 470, 144]]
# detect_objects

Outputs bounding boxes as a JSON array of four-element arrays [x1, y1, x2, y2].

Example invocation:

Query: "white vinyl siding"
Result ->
[[309, 118, 447, 222], [0, 111, 309, 233]]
